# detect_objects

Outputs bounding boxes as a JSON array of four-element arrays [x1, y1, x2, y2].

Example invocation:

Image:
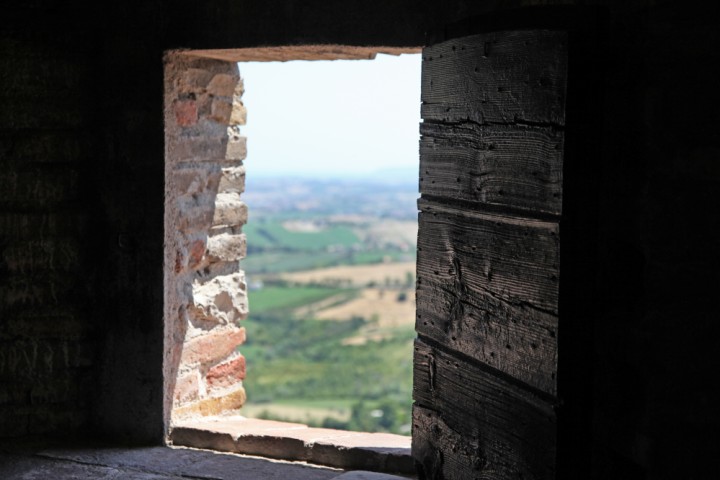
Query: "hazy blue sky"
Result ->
[[237, 54, 421, 179]]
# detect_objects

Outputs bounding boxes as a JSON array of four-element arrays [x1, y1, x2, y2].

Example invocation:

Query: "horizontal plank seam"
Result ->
[[421, 115, 565, 132], [418, 195, 561, 224], [416, 333, 559, 404]]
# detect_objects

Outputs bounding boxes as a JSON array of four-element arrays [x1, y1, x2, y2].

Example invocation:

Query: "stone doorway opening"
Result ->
[[163, 46, 420, 474], [238, 53, 421, 436]]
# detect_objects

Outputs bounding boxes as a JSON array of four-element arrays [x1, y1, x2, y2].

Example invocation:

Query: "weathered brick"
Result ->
[[172, 385, 246, 419], [212, 194, 247, 227], [174, 99, 198, 127], [180, 327, 246, 366], [176, 205, 214, 233], [207, 233, 246, 262], [218, 166, 245, 194], [172, 165, 222, 197], [187, 239, 206, 270], [206, 354, 246, 391]]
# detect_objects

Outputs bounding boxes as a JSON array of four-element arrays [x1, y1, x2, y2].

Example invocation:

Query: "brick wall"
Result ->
[[163, 53, 249, 426]]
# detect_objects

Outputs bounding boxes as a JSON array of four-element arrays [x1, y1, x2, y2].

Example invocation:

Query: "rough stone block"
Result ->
[[167, 135, 229, 163], [207, 233, 246, 262], [180, 326, 246, 366], [180, 68, 215, 90], [218, 166, 245, 194], [230, 99, 247, 126], [210, 98, 233, 124], [190, 272, 248, 324], [174, 371, 200, 406], [207, 74, 240, 97], [206, 354, 246, 391], [212, 194, 247, 227], [225, 135, 247, 161]]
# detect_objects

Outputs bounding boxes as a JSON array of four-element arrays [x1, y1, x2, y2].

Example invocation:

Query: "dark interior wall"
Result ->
[[1, 1, 718, 477], [1, 3, 102, 439], [587, 3, 720, 478]]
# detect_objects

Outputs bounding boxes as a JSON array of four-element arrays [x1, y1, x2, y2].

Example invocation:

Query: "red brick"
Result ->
[[187, 239, 206, 269], [181, 327, 246, 366], [206, 355, 246, 390], [174, 99, 198, 126]]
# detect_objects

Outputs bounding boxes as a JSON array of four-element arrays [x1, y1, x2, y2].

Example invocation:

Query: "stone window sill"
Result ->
[[170, 416, 414, 476]]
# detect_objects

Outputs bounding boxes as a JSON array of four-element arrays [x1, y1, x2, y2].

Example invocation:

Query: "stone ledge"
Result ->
[[170, 416, 414, 476]]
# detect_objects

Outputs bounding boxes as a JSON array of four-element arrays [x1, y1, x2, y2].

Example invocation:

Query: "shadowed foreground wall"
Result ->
[[1, 1, 719, 478]]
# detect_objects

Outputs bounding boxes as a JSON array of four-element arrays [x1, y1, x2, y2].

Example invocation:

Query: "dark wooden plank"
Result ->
[[416, 273, 558, 396], [421, 30, 568, 126], [416, 199, 559, 394], [420, 122, 563, 215], [412, 339, 556, 480], [416, 199, 559, 315]]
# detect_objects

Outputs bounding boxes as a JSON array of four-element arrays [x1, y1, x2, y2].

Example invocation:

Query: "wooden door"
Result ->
[[412, 30, 568, 479]]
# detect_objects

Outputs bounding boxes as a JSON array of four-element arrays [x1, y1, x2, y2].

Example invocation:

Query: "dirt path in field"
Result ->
[[280, 261, 416, 287]]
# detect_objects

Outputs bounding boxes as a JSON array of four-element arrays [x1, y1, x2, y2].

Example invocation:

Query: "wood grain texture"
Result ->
[[420, 122, 563, 216], [416, 199, 559, 314], [412, 339, 556, 480], [415, 199, 559, 395], [421, 30, 568, 126]]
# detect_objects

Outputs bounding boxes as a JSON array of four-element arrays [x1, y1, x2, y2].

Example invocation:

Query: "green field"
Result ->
[[240, 283, 414, 434], [243, 220, 359, 251], [248, 286, 352, 314], [241, 250, 414, 275]]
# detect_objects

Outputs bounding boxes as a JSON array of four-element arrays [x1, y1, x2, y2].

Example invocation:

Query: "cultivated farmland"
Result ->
[[238, 176, 418, 434]]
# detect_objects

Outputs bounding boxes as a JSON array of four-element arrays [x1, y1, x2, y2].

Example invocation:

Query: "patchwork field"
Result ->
[[237, 178, 418, 435], [278, 261, 416, 287], [241, 263, 416, 434]]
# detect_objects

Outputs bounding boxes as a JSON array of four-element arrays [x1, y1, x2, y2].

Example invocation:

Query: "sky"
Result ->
[[237, 54, 421, 179]]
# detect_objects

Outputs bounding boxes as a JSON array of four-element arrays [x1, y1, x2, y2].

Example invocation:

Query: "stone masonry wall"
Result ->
[[0, 24, 97, 438], [163, 53, 249, 428]]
